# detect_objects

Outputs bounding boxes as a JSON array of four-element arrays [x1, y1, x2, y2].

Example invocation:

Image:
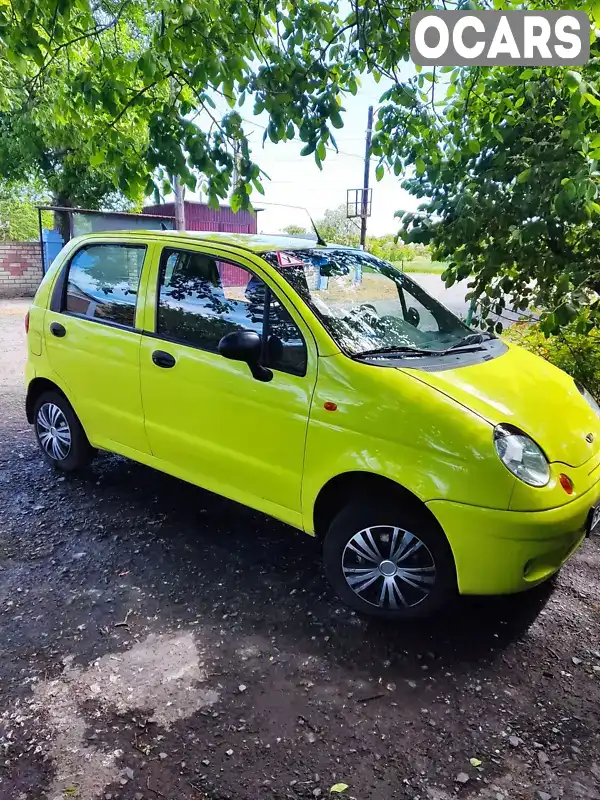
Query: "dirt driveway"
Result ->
[[1, 298, 600, 800]]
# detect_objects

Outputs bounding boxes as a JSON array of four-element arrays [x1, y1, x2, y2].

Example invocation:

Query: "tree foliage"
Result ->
[[0, 0, 362, 211], [370, 4, 600, 332], [367, 233, 416, 264], [281, 224, 309, 236], [0, 181, 51, 241], [315, 204, 360, 246], [4, 0, 600, 336]]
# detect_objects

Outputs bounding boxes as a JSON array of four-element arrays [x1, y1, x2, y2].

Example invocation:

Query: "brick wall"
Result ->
[[0, 242, 43, 298]]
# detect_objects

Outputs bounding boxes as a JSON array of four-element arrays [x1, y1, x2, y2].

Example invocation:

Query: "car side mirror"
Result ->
[[406, 306, 421, 328], [218, 330, 273, 382]]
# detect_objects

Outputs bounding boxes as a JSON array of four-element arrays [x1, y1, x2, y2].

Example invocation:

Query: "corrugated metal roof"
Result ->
[[144, 201, 258, 234]]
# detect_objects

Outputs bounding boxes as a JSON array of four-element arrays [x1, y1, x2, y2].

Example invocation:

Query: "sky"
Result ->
[[188, 72, 422, 238]]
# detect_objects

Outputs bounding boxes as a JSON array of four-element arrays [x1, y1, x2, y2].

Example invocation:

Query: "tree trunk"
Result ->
[[53, 195, 72, 243]]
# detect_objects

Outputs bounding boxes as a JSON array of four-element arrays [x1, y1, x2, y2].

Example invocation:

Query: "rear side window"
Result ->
[[64, 244, 146, 328]]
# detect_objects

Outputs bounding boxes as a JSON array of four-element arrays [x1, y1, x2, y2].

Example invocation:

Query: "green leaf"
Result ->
[[329, 784, 349, 793], [138, 51, 157, 78], [330, 110, 343, 129], [565, 70, 582, 91], [316, 141, 326, 161], [520, 69, 534, 80], [300, 142, 316, 156], [375, 164, 384, 181], [589, 149, 600, 160], [517, 168, 531, 184], [470, 758, 482, 767], [230, 191, 242, 213], [89, 150, 104, 167], [415, 157, 425, 176]]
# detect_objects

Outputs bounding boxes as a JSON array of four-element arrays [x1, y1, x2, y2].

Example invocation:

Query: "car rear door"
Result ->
[[44, 239, 153, 455], [139, 242, 317, 528]]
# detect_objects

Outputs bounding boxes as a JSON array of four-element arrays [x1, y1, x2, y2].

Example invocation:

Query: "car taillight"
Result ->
[[24, 311, 30, 334]]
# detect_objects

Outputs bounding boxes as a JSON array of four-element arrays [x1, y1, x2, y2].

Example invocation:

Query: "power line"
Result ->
[[240, 116, 365, 160]]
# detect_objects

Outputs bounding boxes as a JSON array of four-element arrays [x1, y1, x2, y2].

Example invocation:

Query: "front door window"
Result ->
[[156, 249, 307, 375]]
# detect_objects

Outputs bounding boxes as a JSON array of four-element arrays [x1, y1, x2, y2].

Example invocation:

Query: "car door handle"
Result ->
[[50, 322, 66, 338], [152, 350, 176, 369]]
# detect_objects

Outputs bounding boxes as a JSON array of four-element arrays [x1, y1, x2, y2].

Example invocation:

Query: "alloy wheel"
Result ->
[[36, 402, 72, 461], [342, 525, 436, 610]]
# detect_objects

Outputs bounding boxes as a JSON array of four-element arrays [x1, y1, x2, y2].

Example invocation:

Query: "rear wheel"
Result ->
[[323, 499, 456, 620], [33, 390, 95, 472]]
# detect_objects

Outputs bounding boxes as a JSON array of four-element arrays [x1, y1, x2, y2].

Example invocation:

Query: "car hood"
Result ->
[[402, 342, 600, 468]]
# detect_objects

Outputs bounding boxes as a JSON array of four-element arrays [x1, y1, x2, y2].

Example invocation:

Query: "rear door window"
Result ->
[[64, 244, 146, 328]]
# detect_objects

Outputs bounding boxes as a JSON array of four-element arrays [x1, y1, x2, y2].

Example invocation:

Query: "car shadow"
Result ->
[[70, 453, 557, 672]]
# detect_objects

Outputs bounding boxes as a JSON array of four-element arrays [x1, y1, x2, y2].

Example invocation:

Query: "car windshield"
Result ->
[[264, 248, 471, 356]]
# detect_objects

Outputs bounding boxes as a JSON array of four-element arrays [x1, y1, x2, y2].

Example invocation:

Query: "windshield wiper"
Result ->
[[446, 332, 494, 350], [354, 343, 486, 359], [354, 346, 450, 358], [354, 346, 437, 358]]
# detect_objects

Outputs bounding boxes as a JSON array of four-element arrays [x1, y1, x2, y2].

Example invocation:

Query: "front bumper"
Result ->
[[427, 480, 600, 595]]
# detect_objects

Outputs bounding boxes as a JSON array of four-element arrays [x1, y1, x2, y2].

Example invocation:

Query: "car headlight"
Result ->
[[575, 381, 600, 417], [494, 424, 550, 487]]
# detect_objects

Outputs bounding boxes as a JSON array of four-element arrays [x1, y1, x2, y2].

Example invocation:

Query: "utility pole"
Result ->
[[360, 105, 374, 250], [173, 175, 185, 231]]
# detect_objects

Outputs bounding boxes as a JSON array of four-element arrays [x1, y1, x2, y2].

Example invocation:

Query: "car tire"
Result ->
[[323, 499, 456, 620], [33, 390, 95, 472]]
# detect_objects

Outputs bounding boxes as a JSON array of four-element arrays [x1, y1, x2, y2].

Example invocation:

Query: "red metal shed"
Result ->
[[143, 201, 258, 234]]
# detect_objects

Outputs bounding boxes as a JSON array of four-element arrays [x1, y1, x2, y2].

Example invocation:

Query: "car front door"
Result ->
[[44, 240, 152, 454], [139, 244, 316, 528]]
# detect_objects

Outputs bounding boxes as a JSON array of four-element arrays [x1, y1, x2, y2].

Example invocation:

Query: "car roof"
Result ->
[[77, 230, 356, 254]]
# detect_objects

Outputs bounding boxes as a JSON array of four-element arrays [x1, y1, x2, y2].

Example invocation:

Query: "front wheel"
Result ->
[[33, 390, 95, 472], [323, 500, 456, 620]]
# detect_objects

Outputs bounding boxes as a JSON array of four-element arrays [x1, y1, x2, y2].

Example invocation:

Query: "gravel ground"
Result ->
[[1, 298, 600, 800]]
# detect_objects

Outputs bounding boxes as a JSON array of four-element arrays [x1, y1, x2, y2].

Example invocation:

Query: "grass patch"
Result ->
[[392, 256, 447, 274]]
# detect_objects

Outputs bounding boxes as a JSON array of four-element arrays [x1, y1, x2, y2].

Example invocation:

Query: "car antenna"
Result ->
[[308, 213, 327, 247]]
